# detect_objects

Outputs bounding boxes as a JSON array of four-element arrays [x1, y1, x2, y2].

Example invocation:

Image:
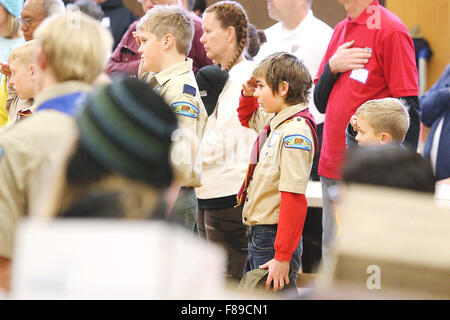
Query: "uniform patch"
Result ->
[[170, 101, 199, 119], [183, 84, 197, 96], [283, 134, 312, 151]]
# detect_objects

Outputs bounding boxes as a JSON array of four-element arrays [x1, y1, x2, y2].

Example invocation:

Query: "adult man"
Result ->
[[105, 0, 211, 77], [20, 0, 65, 41], [255, 0, 333, 273], [313, 0, 420, 267]]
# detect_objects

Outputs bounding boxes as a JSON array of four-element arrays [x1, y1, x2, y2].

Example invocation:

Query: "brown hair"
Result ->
[[253, 52, 312, 105], [356, 98, 410, 142], [138, 5, 194, 56], [204, 1, 248, 71]]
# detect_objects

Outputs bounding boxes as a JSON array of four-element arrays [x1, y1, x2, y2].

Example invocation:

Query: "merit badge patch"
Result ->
[[283, 135, 312, 151], [171, 101, 199, 119]]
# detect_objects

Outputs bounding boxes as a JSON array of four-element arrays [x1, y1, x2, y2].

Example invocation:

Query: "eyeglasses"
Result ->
[[18, 16, 35, 27]]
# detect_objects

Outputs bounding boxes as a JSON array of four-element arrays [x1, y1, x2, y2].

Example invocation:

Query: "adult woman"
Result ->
[[196, 0, 258, 281]]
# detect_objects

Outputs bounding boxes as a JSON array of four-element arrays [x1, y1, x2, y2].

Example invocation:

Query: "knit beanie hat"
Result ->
[[0, 0, 23, 17], [76, 78, 178, 189], [196, 64, 229, 116]]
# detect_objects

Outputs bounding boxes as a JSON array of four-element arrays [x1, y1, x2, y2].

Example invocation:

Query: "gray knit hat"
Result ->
[[76, 78, 178, 188]]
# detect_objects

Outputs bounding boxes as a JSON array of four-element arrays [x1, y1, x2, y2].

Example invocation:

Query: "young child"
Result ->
[[0, 12, 113, 292], [345, 98, 410, 147], [136, 5, 207, 230], [4, 40, 36, 123], [237, 52, 318, 292]]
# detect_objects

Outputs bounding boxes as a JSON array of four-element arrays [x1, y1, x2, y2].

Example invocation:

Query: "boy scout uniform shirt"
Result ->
[[242, 103, 315, 226], [142, 58, 207, 187]]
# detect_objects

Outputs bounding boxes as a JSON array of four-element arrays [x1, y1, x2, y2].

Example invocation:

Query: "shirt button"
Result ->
[[244, 217, 247, 221], [245, 197, 248, 202], [125, 58, 128, 62]]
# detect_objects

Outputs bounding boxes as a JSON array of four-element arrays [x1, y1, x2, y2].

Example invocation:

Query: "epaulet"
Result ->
[[183, 84, 196, 96]]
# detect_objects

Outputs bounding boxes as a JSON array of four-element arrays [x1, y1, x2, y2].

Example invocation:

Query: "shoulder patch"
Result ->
[[170, 101, 199, 119], [283, 134, 312, 151], [183, 84, 197, 96]]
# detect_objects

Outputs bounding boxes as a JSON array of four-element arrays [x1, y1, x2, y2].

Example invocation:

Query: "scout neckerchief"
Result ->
[[236, 108, 318, 207]]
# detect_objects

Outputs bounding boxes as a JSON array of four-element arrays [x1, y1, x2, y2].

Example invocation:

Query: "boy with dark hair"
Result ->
[[237, 52, 318, 292]]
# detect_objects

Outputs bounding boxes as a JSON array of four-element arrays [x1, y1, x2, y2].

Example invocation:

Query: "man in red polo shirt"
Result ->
[[313, 0, 419, 267]]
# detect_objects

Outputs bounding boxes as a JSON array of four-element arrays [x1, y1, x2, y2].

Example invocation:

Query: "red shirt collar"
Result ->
[[345, 0, 380, 25]]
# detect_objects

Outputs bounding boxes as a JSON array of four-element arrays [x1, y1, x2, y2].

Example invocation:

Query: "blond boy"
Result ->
[[0, 12, 112, 291], [4, 40, 37, 123], [137, 5, 207, 230], [346, 98, 410, 147]]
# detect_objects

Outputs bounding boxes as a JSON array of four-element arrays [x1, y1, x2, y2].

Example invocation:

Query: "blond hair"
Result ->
[[138, 5, 194, 56], [205, 1, 248, 71], [34, 12, 113, 83], [356, 98, 410, 142], [8, 40, 38, 66], [0, 5, 20, 38], [253, 52, 312, 105]]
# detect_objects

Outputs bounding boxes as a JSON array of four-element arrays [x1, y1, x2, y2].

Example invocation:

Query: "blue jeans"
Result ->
[[169, 187, 198, 232], [320, 176, 339, 270], [244, 225, 302, 290]]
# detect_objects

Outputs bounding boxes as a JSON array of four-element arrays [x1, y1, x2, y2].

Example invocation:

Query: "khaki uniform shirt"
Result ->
[[142, 59, 207, 187], [242, 104, 315, 226], [0, 82, 89, 259]]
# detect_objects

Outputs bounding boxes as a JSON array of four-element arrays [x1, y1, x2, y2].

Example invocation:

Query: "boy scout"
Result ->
[[136, 5, 207, 230], [236, 52, 318, 292], [0, 12, 113, 291]]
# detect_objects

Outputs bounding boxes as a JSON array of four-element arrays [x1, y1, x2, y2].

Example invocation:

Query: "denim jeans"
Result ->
[[169, 187, 198, 232], [320, 176, 339, 270], [244, 225, 302, 290]]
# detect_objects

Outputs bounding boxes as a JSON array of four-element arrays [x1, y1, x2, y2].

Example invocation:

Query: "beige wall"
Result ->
[[386, 0, 450, 90]]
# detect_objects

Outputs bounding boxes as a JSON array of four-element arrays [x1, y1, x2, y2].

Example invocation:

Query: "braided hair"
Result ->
[[204, 1, 248, 71]]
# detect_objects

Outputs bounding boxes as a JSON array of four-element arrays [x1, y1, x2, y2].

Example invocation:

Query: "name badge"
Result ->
[[350, 68, 369, 84], [267, 132, 281, 148]]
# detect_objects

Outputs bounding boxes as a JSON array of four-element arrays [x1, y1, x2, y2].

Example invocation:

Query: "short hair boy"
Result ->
[[6, 40, 37, 123], [346, 98, 410, 147], [0, 12, 112, 291], [136, 5, 208, 230], [237, 52, 318, 293]]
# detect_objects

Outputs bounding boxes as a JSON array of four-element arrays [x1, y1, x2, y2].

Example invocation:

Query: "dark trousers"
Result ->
[[197, 206, 248, 280]]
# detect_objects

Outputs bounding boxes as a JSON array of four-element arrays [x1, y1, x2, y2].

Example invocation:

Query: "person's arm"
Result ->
[[314, 62, 339, 114], [259, 192, 307, 292], [314, 41, 371, 114], [420, 67, 450, 127], [401, 96, 420, 150]]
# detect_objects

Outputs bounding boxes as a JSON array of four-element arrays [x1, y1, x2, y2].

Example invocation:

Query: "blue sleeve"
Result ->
[[420, 66, 450, 127]]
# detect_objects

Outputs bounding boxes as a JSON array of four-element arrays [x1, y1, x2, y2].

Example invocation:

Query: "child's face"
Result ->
[[355, 116, 382, 146], [137, 29, 164, 73], [253, 77, 285, 114], [200, 12, 229, 65], [8, 59, 35, 100]]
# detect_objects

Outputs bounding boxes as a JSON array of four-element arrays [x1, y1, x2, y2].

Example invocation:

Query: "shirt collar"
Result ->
[[345, 0, 379, 25], [149, 58, 193, 87], [33, 81, 91, 110], [270, 103, 308, 131]]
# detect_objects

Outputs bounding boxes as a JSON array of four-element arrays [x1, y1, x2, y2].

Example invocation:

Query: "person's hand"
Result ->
[[132, 31, 141, 47], [350, 115, 358, 132], [259, 259, 290, 292], [242, 76, 257, 97], [329, 40, 371, 75], [0, 63, 11, 79]]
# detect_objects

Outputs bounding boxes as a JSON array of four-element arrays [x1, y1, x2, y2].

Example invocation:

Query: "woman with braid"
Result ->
[[195, 1, 258, 281]]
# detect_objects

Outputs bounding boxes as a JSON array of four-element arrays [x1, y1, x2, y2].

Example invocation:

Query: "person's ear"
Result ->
[[226, 26, 236, 43], [163, 34, 175, 50], [277, 81, 289, 98], [380, 132, 393, 144]]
